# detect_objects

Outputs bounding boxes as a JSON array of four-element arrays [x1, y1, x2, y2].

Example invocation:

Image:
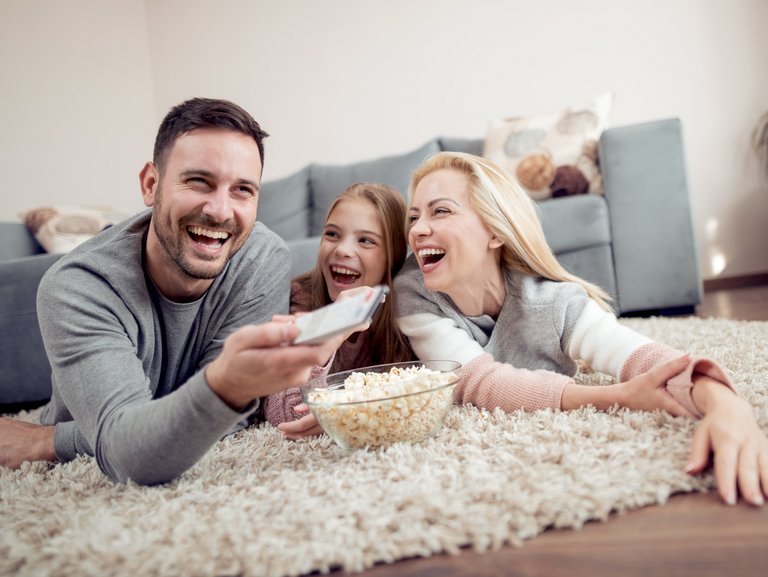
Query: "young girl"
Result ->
[[394, 151, 768, 506], [264, 182, 415, 438]]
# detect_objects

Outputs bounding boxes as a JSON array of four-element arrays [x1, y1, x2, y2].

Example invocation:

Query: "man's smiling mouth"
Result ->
[[187, 225, 231, 247]]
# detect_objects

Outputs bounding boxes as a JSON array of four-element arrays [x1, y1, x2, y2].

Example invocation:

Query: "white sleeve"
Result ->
[[397, 312, 486, 365], [566, 300, 653, 378]]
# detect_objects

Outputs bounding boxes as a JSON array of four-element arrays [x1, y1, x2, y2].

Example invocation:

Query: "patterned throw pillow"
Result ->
[[20, 206, 134, 253], [483, 93, 613, 201]]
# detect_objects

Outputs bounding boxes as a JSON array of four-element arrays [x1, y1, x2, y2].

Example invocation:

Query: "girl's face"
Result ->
[[407, 168, 501, 295], [319, 197, 388, 302]]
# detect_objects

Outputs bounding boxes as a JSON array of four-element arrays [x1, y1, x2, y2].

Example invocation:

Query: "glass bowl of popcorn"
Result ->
[[300, 360, 461, 450]]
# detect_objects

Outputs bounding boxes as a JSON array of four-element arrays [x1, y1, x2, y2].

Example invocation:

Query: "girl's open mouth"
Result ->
[[330, 265, 361, 285]]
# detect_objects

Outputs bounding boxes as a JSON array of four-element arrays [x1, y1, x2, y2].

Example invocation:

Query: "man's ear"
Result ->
[[139, 162, 159, 207]]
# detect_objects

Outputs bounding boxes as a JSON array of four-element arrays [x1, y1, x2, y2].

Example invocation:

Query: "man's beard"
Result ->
[[152, 188, 241, 280]]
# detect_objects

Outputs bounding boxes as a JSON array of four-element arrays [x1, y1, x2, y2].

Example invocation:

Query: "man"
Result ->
[[0, 98, 345, 485]]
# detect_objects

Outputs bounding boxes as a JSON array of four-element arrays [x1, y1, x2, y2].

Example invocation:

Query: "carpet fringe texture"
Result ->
[[2, 317, 767, 577]]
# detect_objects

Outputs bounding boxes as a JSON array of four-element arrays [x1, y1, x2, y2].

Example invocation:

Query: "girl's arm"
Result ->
[[263, 362, 331, 427], [265, 287, 378, 436]]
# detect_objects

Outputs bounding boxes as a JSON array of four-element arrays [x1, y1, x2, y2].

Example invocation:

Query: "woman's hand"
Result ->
[[613, 355, 695, 417], [277, 404, 324, 440], [686, 376, 768, 506], [562, 355, 693, 416]]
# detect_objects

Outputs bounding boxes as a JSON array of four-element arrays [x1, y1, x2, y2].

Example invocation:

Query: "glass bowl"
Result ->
[[300, 360, 461, 450]]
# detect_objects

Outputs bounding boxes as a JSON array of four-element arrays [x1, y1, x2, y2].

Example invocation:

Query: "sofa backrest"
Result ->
[[438, 137, 485, 156], [257, 167, 312, 241], [256, 139, 443, 240], [306, 140, 440, 237], [0, 222, 45, 262]]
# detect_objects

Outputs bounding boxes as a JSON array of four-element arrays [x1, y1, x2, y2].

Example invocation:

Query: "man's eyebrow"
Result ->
[[180, 169, 260, 190]]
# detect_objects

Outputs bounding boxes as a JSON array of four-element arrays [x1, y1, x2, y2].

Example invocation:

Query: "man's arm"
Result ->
[[34, 238, 296, 484], [0, 418, 56, 468]]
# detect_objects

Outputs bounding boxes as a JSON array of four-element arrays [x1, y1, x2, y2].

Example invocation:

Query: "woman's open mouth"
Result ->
[[418, 248, 446, 270]]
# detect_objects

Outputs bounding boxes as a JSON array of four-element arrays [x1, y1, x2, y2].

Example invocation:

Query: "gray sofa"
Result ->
[[0, 118, 701, 409]]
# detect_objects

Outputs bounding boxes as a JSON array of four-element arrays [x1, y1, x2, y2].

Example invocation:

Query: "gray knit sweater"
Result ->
[[38, 210, 290, 484], [394, 254, 589, 375]]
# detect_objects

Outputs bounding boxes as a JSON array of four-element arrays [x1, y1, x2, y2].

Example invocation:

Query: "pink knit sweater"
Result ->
[[263, 278, 383, 427]]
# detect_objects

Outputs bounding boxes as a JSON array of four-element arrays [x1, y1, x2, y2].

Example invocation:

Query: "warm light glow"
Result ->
[[705, 218, 719, 241], [710, 252, 727, 276]]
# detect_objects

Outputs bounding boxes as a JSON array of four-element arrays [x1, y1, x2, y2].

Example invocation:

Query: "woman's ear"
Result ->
[[489, 235, 504, 249], [139, 162, 159, 208]]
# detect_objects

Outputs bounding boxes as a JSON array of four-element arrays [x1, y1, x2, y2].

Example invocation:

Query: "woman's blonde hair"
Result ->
[[296, 182, 414, 368], [408, 152, 612, 311]]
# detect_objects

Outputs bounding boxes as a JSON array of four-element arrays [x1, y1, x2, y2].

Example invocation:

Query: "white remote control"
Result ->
[[293, 285, 389, 345]]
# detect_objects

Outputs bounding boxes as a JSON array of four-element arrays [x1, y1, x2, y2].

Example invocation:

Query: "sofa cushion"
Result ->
[[258, 166, 311, 241], [483, 93, 613, 201], [20, 206, 134, 254], [538, 194, 611, 254], [308, 139, 441, 236]]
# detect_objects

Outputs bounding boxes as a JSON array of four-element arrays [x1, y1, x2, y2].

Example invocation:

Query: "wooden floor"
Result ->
[[338, 284, 768, 577]]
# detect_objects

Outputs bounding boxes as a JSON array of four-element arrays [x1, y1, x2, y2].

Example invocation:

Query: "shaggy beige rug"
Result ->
[[2, 317, 767, 577]]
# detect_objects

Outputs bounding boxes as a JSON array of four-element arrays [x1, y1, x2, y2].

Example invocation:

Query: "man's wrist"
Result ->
[[34, 424, 58, 463], [204, 360, 251, 411], [40, 425, 59, 463]]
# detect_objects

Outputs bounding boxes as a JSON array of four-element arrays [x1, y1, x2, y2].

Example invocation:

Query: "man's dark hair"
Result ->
[[152, 97, 269, 174]]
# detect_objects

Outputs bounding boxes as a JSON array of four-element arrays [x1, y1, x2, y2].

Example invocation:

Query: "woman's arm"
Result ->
[[566, 300, 732, 416], [568, 302, 767, 506], [401, 311, 693, 415], [398, 312, 486, 364]]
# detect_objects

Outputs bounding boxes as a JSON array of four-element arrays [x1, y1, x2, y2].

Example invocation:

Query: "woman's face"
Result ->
[[318, 197, 388, 302], [407, 168, 500, 295]]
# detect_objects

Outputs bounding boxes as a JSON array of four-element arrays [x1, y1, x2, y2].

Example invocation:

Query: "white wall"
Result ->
[[2, 0, 767, 280], [0, 0, 155, 218]]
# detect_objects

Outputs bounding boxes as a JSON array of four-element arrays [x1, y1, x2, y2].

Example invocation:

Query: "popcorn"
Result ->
[[304, 364, 459, 450]]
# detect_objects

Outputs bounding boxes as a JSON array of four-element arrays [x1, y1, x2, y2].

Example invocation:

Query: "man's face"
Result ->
[[140, 128, 262, 301]]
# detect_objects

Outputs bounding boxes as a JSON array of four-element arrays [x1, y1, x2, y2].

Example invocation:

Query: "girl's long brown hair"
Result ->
[[295, 182, 415, 370]]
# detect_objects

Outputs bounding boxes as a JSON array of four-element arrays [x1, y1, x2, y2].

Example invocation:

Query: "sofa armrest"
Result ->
[[0, 253, 61, 405], [0, 222, 45, 262], [599, 118, 702, 314]]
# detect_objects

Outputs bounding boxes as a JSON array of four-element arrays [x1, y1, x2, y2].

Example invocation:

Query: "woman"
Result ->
[[265, 182, 415, 438], [394, 151, 767, 506]]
